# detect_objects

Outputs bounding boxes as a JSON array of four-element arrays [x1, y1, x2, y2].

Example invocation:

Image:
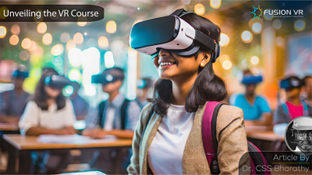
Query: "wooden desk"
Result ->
[[246, 131, 285, 142], [3, 134, 132, 174], [0, 123, 19, 131], [245, 125, 273, 132], [247, 131, 287, 153]]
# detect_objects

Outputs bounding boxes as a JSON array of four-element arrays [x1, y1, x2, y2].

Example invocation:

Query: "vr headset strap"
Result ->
[[194, 30, 216, 52], [302, 101, 309, 116]]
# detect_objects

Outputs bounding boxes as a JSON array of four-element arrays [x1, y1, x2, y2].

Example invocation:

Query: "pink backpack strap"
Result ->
[[202, 101, 224, 174]]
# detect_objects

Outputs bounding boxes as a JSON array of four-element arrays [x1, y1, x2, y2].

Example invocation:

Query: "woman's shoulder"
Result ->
[[138, 102, 154, 125], [217, 105, 244, 124], [26, 100, 38, 107], [23, 100, 40, 113], [65, 98, 73, 105]]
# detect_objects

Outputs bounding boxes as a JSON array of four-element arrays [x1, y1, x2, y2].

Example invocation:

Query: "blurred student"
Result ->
[[19, 69, 76, 135], [302, 75, 312, 107], [83, 67, 140, 138], [70, 82, 89, 120], [18, 69, 76, 173], [135, 78, 153, 108], [0, 69, 30, 124], [230, 70, 272, 125], [83, 67, 140, 173], [274, 76, 312, 124]]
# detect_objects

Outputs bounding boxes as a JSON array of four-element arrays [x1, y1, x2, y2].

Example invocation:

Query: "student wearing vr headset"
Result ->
[[18, 68, 76, 173], [127, 9, 249, 175], [83, 67, 141, 173], [135, 78, 154, 108], [274, 76, 312, 125], [0, 68, 30, 124], [230, 70, 272, 126]]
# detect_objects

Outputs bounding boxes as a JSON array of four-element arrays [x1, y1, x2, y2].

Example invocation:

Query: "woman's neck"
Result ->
[[287, 96, 301, 106], [47, 98, 55, 106], [108, 90, 119, 103], [171, 74, 197, 105]]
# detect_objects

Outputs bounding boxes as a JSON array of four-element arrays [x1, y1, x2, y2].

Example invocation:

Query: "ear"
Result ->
[[199, 51, 211, 67]]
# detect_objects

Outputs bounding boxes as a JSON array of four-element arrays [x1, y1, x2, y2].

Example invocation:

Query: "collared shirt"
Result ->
[[85, 93, 141, 131], [70, 94, 89, 118], [19, 99, 76, 135], [0, 90, 30, 117], [230, 93, 271, 120]]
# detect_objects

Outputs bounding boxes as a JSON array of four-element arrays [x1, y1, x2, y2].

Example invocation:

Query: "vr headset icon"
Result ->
[[44, 75, 72, 89], [280, 77, 302, 90], [130, 9, 220, 63], [241, 75, 263, 85], [91, 74, 124, 85], [12, 70, 29, 78]]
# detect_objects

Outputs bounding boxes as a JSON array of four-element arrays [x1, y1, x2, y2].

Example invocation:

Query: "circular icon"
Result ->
[[285, 116, 312, 155]]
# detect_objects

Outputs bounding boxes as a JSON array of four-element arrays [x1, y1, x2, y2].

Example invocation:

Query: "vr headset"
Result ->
[[44, 75, 72, 89], [130, 9, 220, 63], [91, 74, 124, 85], [280, 77, 302, 90], [12, 70, 29, 78], [241, 75, 263, 85]]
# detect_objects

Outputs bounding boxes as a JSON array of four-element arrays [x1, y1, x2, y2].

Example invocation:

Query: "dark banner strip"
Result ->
[[0, 5, 104, 22]]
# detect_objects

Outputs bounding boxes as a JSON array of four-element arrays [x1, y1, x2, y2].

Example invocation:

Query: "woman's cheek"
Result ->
[[153, 57, 159, 68]]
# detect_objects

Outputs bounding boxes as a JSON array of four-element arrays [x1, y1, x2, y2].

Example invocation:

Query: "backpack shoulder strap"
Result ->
[[120, 99, 130, 130], [202, 101, 224, 174], [302, 101, 309, 115], [281, 103, 289, 115], [98, 101, 106, 128]]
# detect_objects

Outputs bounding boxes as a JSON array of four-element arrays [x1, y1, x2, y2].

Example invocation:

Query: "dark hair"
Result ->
[[32, 70, 66, 110], [303, 75, 312, 86], [148, 13, 227, 116]]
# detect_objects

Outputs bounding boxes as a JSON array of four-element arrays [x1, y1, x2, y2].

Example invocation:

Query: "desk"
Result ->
[[0, 123, 19, 131], [246, 131, 286, 153], [246, 131, 285, 142], [245, 125, 273, 132], [3, 134, 132, 174]]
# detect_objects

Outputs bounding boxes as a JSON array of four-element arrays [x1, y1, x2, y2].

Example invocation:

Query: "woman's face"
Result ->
[[153, 49, 210, 80], [44, 86, 61, 98], [286, 87, 301, 98]]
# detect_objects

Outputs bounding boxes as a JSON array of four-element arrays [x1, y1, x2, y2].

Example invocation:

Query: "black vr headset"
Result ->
[[91, 74, 124, 85], [280, 77, 302, 90], [44, 75, 72, 89], [242, 75, 263, 85], [12, 70, 29, 78], [130, 9, 220, 63]]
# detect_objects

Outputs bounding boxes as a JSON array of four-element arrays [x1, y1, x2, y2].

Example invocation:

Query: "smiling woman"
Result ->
[[127, 9, 251, 175]]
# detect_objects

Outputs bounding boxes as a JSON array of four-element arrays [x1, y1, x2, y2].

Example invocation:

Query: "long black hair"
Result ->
[[32, 69, 66, 110], [148, 13, 227, 116]]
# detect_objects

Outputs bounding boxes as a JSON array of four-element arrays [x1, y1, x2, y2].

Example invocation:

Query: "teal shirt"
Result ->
[[230, 94, 271, 120]]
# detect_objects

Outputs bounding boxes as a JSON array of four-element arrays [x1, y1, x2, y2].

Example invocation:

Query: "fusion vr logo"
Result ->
[[264, 9, 304, 17], [250, 5, 262, 20], [250, 5, 304, 19]]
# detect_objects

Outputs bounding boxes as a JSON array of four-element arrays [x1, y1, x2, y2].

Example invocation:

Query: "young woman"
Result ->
[[19, 69, 76, 173], [19, 70, 76, 136], [128, 11, 250, 174]]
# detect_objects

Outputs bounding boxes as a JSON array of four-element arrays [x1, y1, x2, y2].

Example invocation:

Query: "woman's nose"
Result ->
[[159, 49, 171, 57]]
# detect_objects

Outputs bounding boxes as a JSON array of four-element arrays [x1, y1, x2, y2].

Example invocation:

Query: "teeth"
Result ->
[[160, 62, 174, 66]]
